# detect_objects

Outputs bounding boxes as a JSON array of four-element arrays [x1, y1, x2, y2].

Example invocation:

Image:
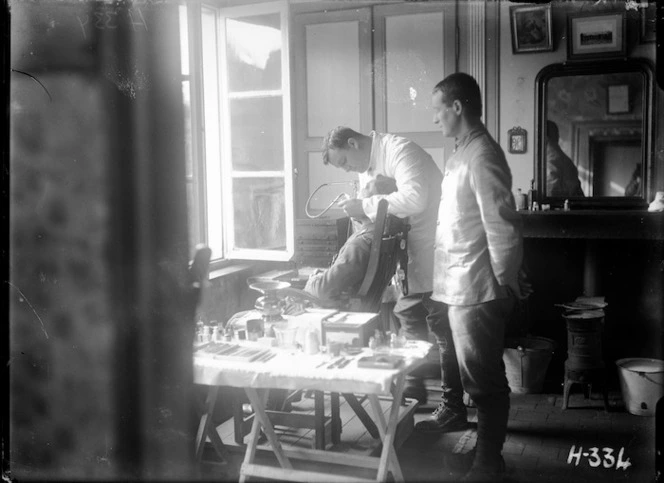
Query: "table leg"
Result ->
[[195, 385, 229, 462], [331, 392, 341, 445], [343, 393, 380, 439], [232, 387, 248, 445], [239, 388, 268, 483], [368, 373, 406, 482], [314, 390, 325, 450], [367, 395, 386, 439], [244, 387, 293, 470]]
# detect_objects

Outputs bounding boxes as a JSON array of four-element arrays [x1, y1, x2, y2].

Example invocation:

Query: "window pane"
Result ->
[[233, 178, 286, 250], [230, 97, 284, 171], [202, 7, 223, 257], [226, 14, 281, 92], [182, 80, 192, 178], [385, 12, 444, 132], [186, 182, 199, 257], [179, 5, 189, 76]]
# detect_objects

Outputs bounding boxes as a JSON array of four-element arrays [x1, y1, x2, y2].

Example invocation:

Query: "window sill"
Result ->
[[209, 262, 255, 281]]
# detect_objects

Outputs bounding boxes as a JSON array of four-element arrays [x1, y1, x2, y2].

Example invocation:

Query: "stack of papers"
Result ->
[[557, 296, 607, 312], [574, 296, 607, 309]]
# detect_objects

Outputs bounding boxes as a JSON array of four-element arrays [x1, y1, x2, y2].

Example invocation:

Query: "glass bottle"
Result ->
[[527, 179, 537, 211]]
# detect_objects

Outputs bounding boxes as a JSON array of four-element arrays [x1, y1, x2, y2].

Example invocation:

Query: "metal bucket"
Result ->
[[616, 358, 664, 416], [503, 337, 557, 394]]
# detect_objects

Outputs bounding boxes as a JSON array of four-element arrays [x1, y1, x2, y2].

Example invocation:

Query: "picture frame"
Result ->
[[567, 12, 626, 60], [639, 0, 656, 43], [508, 126, 527, 154], [607, 84, 630, 114], [509, 4, 554, 54]]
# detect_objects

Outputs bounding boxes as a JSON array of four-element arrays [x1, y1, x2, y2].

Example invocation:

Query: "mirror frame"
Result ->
[[535, 58, 655, 210]]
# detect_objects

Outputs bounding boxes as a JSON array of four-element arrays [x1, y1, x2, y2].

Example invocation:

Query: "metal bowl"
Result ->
[[248, 280, 291, 294]]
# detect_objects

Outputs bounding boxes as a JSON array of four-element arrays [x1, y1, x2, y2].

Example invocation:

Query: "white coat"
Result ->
[[357, 132, 443, 295]]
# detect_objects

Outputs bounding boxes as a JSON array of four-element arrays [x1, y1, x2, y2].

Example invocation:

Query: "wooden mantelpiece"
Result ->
[[520, 210, 664, 240]]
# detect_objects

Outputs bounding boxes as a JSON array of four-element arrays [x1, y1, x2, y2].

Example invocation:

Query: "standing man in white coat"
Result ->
[[322, 127, 466, 417]]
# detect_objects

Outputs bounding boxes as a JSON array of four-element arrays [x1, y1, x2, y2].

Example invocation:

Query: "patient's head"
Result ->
[[546, 120, 560, 145], [360, 174, 397, 198], [353, 175, 397, 226]]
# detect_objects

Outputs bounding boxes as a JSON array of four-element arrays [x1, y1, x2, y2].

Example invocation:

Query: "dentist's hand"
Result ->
[[337, 198, 365, 218]]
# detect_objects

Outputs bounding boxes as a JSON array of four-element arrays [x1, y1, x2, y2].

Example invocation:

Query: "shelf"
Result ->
[[520, 210, 664, 240]]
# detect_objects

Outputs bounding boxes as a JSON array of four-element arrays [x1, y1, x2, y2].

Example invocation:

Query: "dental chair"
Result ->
[[275, 199, 411, 444], [281, 198, 410, 317]]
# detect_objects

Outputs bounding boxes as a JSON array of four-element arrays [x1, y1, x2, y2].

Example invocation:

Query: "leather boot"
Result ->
[[461, 395, 509, 482], [414, 401, 468, 432], [461, 454, 505, 483]]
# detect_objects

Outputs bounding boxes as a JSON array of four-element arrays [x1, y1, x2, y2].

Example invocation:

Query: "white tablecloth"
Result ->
[[193, 340, 432, 396]]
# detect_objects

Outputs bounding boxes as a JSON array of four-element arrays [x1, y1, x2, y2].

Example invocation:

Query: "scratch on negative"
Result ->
[[11, 69, 53, 103], [7, 281, 49, 339]]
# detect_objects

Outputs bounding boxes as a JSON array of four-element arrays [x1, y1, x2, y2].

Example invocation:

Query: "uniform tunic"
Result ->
[[432, 126, 523, 305]]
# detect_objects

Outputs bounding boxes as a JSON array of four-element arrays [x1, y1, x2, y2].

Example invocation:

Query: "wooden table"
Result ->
[[193, 341, 431, 482]]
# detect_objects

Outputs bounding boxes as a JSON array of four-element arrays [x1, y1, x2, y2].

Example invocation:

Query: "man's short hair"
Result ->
[[546, 120, 559, 144], [432, 73, 483, 119], [321, 126, 362, 165]]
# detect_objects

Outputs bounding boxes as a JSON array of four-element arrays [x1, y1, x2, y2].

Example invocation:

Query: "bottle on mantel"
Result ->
[[516, 188, 527, 211], [527, 179, 538, 211]]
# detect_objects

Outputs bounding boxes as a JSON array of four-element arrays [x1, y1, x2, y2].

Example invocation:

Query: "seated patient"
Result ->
[[304, 175, 397, 306], [546, 120, 584, 198], [624, 163, 642, 197]]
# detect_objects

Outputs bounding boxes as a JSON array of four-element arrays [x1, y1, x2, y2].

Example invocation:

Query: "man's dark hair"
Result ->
[[546, 120, 559, 144], [321, 126, 362, 165], [432, 72, 483, 118]]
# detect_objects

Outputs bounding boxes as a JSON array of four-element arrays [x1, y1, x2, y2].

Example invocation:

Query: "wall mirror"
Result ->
[[535, 59, 654, 209]]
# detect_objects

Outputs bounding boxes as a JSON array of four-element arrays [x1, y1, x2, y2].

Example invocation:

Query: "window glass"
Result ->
[[232, 178, 286, 250], [202, 7, 223, 257], [226, 14, 281, 92], [230, 97, 284, 171], [186, 182, 198, 253], [183, 3, 293, 263], [179, 5, 189, 76], [182, 81, 192, 178]]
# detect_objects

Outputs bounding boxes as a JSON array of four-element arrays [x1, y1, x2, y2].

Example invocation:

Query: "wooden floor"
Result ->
[[197, 384, 656, 483]]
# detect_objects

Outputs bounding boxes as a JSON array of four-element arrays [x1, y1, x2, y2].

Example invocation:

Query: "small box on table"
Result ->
[[322, 311, 379, 347]]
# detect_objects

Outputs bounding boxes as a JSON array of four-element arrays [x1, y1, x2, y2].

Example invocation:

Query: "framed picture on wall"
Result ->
[[567, 12, 626, 60], [510, 4, 553, 54], [607, 84, 630, 114], [508, 127, 527, 154]]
